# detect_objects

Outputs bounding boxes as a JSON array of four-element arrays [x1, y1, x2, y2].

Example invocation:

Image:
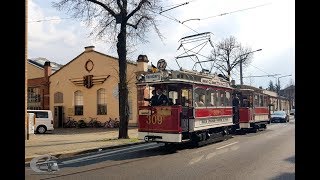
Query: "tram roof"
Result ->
[[235, 84, 264, 92], [136, 69, 232, 89]]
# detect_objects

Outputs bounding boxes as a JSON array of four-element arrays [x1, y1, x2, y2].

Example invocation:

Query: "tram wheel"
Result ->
[[251, 127, 258, 133]]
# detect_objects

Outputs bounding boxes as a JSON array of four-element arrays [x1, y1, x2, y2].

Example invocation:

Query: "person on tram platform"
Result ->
[[144, 90, 158, 106], [155, 88, 169, 106]]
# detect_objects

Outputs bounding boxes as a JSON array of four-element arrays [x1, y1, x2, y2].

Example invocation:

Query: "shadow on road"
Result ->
[[285, 155, 295, 164], [269, 155, 295, 180], [60, 136, 234, 168], [270, 172, 295, 180]]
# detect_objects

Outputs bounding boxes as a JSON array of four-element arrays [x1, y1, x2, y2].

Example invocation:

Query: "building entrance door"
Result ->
[[54, 106, 64, 128]]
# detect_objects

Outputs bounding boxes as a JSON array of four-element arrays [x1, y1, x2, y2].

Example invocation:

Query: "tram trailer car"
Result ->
[[136, 68, 240, 145], [233, 85, 271, 133]]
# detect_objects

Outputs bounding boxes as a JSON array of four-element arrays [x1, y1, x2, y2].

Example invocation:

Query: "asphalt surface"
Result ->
[[25, 120, 295, 180]]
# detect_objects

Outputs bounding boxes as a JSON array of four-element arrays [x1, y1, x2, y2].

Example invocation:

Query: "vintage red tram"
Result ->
[[136, 66, 237, 144], [233, 85, 271, 133]]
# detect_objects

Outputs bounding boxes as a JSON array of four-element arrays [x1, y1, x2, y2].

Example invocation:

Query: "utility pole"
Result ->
[[240, 60, 243, 85], [240, 49, 262, 85], [276, 74, 292, 111]]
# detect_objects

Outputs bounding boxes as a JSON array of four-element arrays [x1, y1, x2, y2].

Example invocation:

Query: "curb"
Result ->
[[25, 141, 147, 164]]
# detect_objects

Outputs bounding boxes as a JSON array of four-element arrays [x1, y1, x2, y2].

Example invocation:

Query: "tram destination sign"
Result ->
[[201, 77, 229, 87], [145, 73, 162, 82]]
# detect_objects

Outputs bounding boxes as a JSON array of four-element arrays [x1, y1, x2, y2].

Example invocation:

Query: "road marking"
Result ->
[[61, 143, 156, 165], [216, 141, 238, 150], [189, 155, 204, 165], [230, 145, 239, 151], [191, 141, 239, 154], [205, 152, 217, 160]]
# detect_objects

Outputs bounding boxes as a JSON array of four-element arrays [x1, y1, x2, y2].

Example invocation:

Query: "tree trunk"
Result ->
[[117, 21, 129, 139], [227, 70, 231, 82]]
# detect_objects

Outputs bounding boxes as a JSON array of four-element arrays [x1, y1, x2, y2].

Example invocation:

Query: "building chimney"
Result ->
[[84, 46, 95, 52], [137, 55, 149, 72], [44, 61, 52, 79]]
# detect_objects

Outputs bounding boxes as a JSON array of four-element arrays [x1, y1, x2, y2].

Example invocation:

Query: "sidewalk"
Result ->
[[25, 127, 144, 162]]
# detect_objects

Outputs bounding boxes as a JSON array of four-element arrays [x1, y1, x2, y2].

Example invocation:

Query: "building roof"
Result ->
[[28, 58, 63, 72], [50, 49, 138, 77], [282, 85, 295, 91]]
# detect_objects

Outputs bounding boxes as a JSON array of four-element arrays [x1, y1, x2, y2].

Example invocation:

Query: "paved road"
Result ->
[[25, 120, 295, 180]]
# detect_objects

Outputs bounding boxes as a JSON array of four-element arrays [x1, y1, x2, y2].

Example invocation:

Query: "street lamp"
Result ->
[[240, 48, 262, 85]]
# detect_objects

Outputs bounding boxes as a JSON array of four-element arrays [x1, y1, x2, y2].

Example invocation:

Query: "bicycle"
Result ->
[[113, 118, 120, 128], [87, 117, 102, 128], [105, 117, 120, 128], [87, 117, 97, 128], [64, 117, 77, 128], [77, 118, 87, 128]]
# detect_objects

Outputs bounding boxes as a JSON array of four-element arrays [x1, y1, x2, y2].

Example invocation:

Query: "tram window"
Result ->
[[219, 90, 226, 106], [225, 91, 231, 106], [264, 96, 268, 107], [243, 99, 249, 107], [216, 91, 221, 106], [254, 95, 259, 107], [199, 95, 205, 106], [207, 89, 217, 107], [138, 85, 155, 106], [181, 88, 192, 106], [194, 87, 206, 107], [168, 91, 178, 105], [213, 91, 218, 106], [249, 95, 253, 107], [259, 95, 264, 107]]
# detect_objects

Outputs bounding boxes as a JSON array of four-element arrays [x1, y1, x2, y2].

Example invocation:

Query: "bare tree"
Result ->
[[268, 80, 276, 91], [275, 83, 280, 94], [52, 0, 163, 139], [285, 78, 295, 88], [209, 36, 253, 81]]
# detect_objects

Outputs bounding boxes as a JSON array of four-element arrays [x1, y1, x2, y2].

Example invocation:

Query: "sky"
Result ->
[[27, 0, 295, 89]]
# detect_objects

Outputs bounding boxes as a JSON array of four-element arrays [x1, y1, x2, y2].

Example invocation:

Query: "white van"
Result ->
[[27, 110, 54, 134]]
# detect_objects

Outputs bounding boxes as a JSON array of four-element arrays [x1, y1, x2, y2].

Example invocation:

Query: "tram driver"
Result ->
[[155, 88, 169, 106]]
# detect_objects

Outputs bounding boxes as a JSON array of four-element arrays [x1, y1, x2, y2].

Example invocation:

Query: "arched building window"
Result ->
[[54, 92, 63, 103], [97, 88, 107, 115], [74, 90, 83, 115]]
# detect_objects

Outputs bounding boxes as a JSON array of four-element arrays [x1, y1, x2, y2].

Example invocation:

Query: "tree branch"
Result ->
[[126, 16, 150, 29], [116, 0, 123, 10], [126, 0, 149, 21], [213, 65, 226, 77], [87, 0, 117, 17]]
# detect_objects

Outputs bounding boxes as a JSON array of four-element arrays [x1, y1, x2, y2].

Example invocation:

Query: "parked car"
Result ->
[[290, 109, 295, 115], [270, 111, 289, 123], [27, 110, 54, 134]]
